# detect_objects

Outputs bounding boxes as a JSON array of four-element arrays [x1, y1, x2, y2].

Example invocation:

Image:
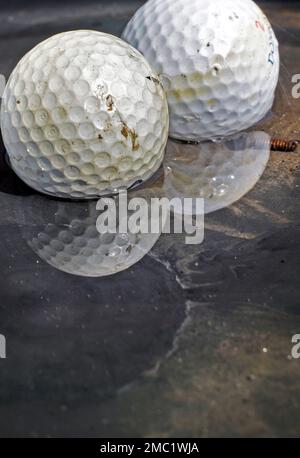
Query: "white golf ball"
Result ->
[[1, 30, 169, 199], [122, 0, 280, 141]]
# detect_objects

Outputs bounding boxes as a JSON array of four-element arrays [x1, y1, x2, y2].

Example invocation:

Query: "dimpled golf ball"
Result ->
[[122, 0, 280, 141], [1, 30, 169, 198]]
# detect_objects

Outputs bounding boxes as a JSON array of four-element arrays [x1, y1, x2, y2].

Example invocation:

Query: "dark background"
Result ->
[[0, 0, 300, 438]]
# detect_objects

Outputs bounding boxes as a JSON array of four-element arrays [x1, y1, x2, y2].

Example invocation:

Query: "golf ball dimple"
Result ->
[[1, 30, 169, 199], [122, 0, 280, 141]]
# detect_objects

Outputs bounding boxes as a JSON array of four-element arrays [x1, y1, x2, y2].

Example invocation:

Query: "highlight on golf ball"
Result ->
[[123, 0, 280, 141], [1, 30, 169, 199]]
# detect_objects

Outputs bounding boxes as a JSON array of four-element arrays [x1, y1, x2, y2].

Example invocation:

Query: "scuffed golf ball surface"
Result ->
[[1, 30, 169, 198], [123, 0, 279, 141]]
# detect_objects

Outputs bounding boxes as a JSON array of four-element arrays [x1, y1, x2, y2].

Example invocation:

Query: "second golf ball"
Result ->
[[123, 0, 280, 141], [1, 30, 169, 198]]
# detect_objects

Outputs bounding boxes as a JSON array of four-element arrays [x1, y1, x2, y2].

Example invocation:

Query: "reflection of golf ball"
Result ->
[[123, 0, 279, 141], [1, 30, 169, 199], [21, 193, 161, 277], [163, 132, 270, 214]]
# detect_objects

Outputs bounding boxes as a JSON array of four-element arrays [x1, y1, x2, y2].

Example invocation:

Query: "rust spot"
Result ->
[[121, 125, 129, 139], [106, 94, 114, 111], [121, 122, 139, 151], [131, 131, 140, 151]]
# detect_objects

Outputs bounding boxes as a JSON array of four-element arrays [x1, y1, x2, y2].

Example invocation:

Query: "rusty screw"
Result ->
[[270, 138, 299, 152]]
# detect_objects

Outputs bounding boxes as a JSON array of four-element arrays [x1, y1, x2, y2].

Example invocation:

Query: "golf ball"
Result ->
[[122, 0, 280, 141], [1, 30, 169, 199]]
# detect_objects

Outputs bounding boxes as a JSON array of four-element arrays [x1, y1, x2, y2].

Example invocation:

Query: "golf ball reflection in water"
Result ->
[[161, 131, 271, 214], [20, 192, 161, 277]]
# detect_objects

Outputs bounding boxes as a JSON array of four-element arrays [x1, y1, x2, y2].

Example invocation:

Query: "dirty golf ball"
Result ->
[[1, 30, 169, 198], [122, 0, 280, 141]]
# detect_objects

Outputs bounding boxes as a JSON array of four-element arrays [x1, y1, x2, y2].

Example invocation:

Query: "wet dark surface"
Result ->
[[0, 0, 300, 438]]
